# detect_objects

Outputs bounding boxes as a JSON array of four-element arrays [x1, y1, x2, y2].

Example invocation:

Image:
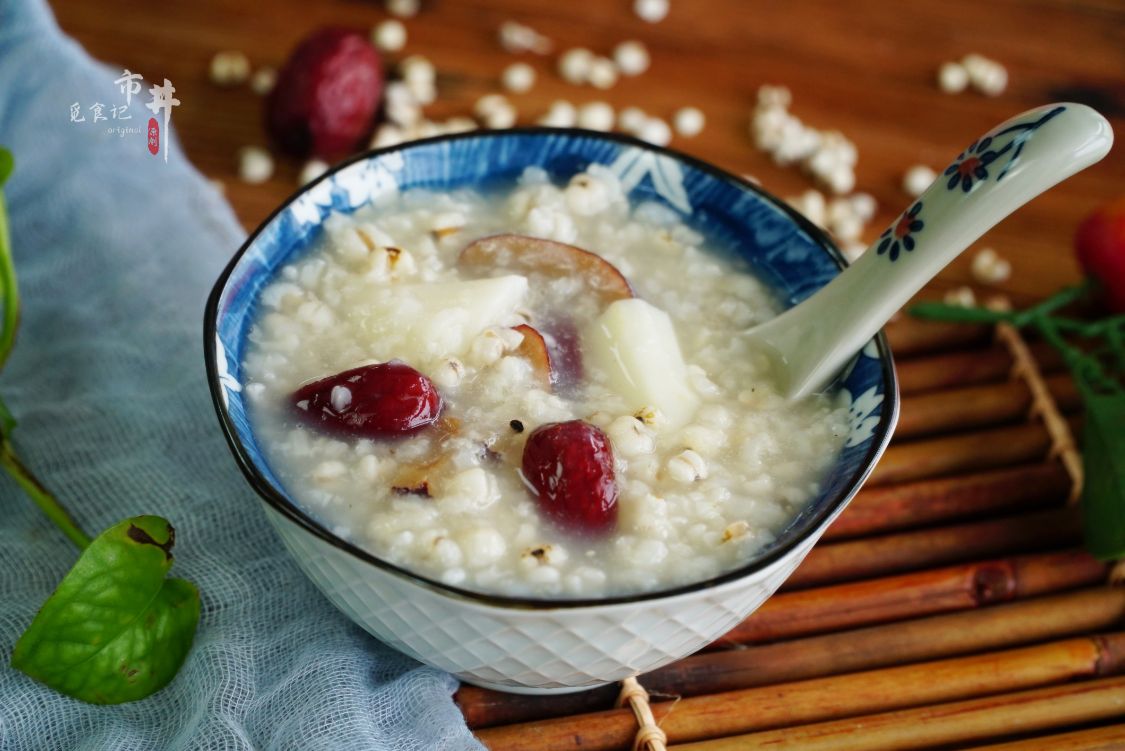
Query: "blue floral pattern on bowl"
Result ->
[[205, 129, 898, 607]]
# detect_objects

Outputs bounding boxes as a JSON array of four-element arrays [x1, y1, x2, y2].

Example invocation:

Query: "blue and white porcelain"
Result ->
[[746, 103, 1111, 400], [204, 128, 898, 693]]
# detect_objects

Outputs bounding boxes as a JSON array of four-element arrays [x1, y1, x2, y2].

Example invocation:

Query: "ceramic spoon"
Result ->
[[749, 102, 1114, 399]]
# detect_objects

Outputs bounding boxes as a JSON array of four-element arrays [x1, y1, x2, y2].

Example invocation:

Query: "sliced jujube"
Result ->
[[458, 234, 634, 306]]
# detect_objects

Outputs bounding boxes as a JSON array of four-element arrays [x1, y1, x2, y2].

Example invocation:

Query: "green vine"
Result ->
[[911, 283, 1124, 400]]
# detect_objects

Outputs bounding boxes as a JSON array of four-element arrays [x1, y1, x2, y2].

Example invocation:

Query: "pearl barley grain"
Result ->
[[474, 94, 509, 118], [963, 54, 1008, 96], [249, 67, 277, 95], [937, 61, 969, 94], [577, 101, 615, 131], [971, 247, 1012, 285], [209, 51, 251, 86], [638, 117, 672, 146], [499, 21, 552, 55], [618, 107, 647, 134], [371, 124, 404, 149], [787, 189, 827, 227], [502, 62, 536, 94], [475, 94, 517, 129], [588, 58, 619, 90], [975, 64, 1008, 97], [903, 165, 936, 197], [634, 0, 669, 23], [558, 48, 594, 85], [667, 449, 707, 483], [614, 41, 650, 76], [538, 100, 577, 127], [372, 19, 407, 53], [824, 167, 855, 196], [299, 159, 329, 186], [848, 192, 877, 222], [385, 0, 419, 18], [238, 146, 273, 184], [400, 56, 437, 104], [673, 107, 705, 138], [944, 286, 978, 308]]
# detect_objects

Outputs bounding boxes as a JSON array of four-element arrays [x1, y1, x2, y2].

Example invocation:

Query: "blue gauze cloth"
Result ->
[[0, 2, 484, 748]]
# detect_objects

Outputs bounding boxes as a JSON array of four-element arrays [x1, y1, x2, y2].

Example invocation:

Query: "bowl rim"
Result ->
[[204, 126, 899, 611]]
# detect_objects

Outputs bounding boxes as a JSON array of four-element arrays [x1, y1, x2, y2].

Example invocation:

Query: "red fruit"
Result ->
[[1075, 196, 1125, 313], [266, 28, 383, 159], [521, 421, 619, 536], [292, 361, 441, 438]]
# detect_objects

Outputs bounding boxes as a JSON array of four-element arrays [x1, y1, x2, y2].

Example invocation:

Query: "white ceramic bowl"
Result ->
[[205, 129, 898, 693]]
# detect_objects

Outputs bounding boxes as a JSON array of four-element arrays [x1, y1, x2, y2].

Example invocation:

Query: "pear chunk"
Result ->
[[352, 275, 528, 366], [585, 298, 700, 428]]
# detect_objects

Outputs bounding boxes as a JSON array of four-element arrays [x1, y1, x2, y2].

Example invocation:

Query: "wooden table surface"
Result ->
[[52, 0, 1124, 305]]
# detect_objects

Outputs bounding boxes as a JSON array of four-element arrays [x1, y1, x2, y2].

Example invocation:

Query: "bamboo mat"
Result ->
[[457, 315, 1125, 750]]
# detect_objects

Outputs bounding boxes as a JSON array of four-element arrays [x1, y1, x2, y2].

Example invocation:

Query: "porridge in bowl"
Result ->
[[242, 165, 849, 598]]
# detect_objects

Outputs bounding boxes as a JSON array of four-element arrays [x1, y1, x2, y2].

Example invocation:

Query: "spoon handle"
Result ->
[[760, 102, 1113, 399]]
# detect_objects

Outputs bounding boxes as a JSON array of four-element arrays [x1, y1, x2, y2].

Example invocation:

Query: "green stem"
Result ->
[[911, 285, 1100, 329], [1035, 313, 1121, 398], [0, 193, 18, 372], [1103, 323, 1125, 375], [1010, 282, 1091, 327], [0, 172, 91, 551], [0, 442, 91, 549], [1052, 315, 1125, 338]]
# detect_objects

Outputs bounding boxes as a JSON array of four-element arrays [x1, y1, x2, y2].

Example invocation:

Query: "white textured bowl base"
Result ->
[[262, 503, 823, 693], [460, 679, 607, 695]]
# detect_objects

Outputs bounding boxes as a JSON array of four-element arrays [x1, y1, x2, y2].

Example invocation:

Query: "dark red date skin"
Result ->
[[291, 361, 442, 438], [266, 27, 383, 159], [521, 420, 619, 536]]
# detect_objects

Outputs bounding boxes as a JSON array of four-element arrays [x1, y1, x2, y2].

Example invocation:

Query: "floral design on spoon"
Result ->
[[944, 105, 1066, 192], [877, 201, 925, 262]]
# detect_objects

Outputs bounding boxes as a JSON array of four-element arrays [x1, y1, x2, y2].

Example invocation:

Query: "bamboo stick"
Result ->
[[670, 674, 1125, 751], [997, 321, 1086, 504], [727, 548, 1101, 644], [963, 725, 1125, 750], [869, 416, 1081, 486], [456, 553, 1107, 728], [679, 587, 1123, 694], [475, 636, 1125, 751], [884, 319, 991, 356], [785, 506, 1082, 590], [896, 341, 1062, 395], [824, 462, 1070, 541], [896, 372, 1079, 439]]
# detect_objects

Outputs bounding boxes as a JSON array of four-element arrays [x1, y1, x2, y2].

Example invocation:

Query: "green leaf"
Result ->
[[0, 147, 12, 187], [11, 516, 200, 704], [1080, 391, 1125, 560]]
